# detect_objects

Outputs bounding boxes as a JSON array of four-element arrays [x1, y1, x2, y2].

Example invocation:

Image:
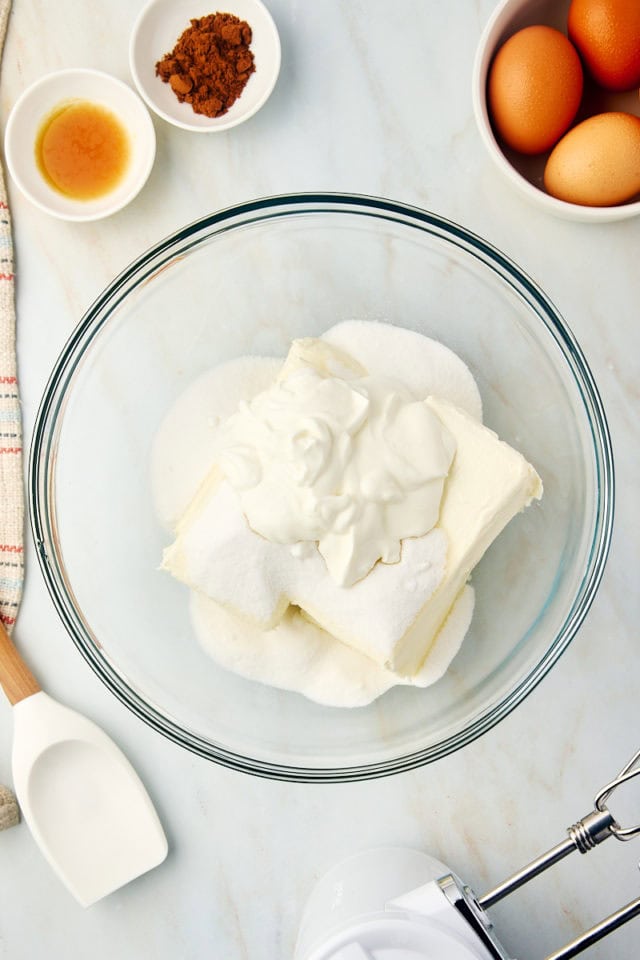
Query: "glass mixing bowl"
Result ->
[[30, 195, 613, 782]]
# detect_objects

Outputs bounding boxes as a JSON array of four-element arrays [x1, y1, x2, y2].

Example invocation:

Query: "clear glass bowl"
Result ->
[[30, 194, 613, 782]]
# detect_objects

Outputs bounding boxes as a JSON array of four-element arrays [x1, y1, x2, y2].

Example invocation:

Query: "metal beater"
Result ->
[[443, 745, 640, 959]]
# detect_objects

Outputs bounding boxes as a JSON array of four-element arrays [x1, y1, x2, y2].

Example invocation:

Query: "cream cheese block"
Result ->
[[294, 394, 542, 674], [162, 328, 542, 677], [163, 470, 450, 664], [391, 397, 542, 674]]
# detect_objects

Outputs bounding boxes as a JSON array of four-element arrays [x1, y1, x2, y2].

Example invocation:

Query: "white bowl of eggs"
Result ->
[[472, 0, 640, 222]]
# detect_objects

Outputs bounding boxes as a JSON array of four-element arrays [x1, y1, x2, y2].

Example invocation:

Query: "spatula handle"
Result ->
[[0, 620, 41, 705]]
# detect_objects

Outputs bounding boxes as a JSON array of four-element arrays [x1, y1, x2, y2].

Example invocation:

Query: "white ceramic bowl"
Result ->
[[4, 69, 156, 222], [129, 0, 281, 132], [472, 0, 640, 223]]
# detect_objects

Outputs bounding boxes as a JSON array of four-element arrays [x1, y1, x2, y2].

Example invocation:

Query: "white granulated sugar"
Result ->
[[151, 356, 281, 530], [322, 320, 482, 421], [190, 584, 475, 708]]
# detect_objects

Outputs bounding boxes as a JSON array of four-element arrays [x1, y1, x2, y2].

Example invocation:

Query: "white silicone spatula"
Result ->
[[0, 620, 168, 906]]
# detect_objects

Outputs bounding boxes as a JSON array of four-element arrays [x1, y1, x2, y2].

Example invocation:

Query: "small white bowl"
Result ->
[[129, 0, 281, 133], [472, 0, 640, 223], [4, 69, 156, 222]]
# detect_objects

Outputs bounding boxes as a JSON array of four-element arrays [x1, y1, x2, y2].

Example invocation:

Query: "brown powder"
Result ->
[[155, 13, 255, 119]]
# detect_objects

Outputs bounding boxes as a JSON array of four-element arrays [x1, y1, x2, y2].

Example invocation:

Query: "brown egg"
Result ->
[[568, 0, 640, 92], [544, 112, 640, 206], [488, 25, 583, 155]]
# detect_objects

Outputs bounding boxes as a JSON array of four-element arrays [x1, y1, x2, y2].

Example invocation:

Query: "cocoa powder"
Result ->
[[155, 13, 255, 119]]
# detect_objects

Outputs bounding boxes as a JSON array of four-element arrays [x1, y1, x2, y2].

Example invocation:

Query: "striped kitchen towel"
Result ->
[[0, 0, 23, 632]]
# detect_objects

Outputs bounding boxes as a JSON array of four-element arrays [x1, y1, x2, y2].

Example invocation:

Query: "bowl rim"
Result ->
[[128, 0, 282, 133], [3, 67, 156, 222], [471, 0, 640, 223], [29, 192, 615, 782]]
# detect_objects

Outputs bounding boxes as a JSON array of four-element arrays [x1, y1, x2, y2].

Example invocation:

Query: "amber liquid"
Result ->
[[36, 100, 130, 200]]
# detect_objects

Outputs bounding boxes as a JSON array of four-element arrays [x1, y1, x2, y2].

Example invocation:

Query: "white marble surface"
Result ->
[[0, 2, 639, 958]]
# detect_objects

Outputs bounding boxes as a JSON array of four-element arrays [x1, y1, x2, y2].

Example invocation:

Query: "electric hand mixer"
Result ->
[[295, 747, 640, 960]]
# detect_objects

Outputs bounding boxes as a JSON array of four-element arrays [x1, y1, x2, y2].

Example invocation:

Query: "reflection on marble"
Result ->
[[0, 2, 639, 959]]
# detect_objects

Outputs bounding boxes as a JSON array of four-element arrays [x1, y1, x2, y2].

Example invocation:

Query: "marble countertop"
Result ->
[[1, 2, 639, 958]]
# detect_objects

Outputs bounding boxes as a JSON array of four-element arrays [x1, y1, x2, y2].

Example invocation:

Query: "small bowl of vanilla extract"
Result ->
[[4, 68, 156, 221]]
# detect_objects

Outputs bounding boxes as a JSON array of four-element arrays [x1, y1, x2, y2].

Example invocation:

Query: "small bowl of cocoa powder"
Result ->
[[130, 0, 281, 132]]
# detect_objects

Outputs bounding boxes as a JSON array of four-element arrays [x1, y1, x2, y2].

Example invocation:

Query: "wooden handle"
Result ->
[[0, 620, 41, 705]]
